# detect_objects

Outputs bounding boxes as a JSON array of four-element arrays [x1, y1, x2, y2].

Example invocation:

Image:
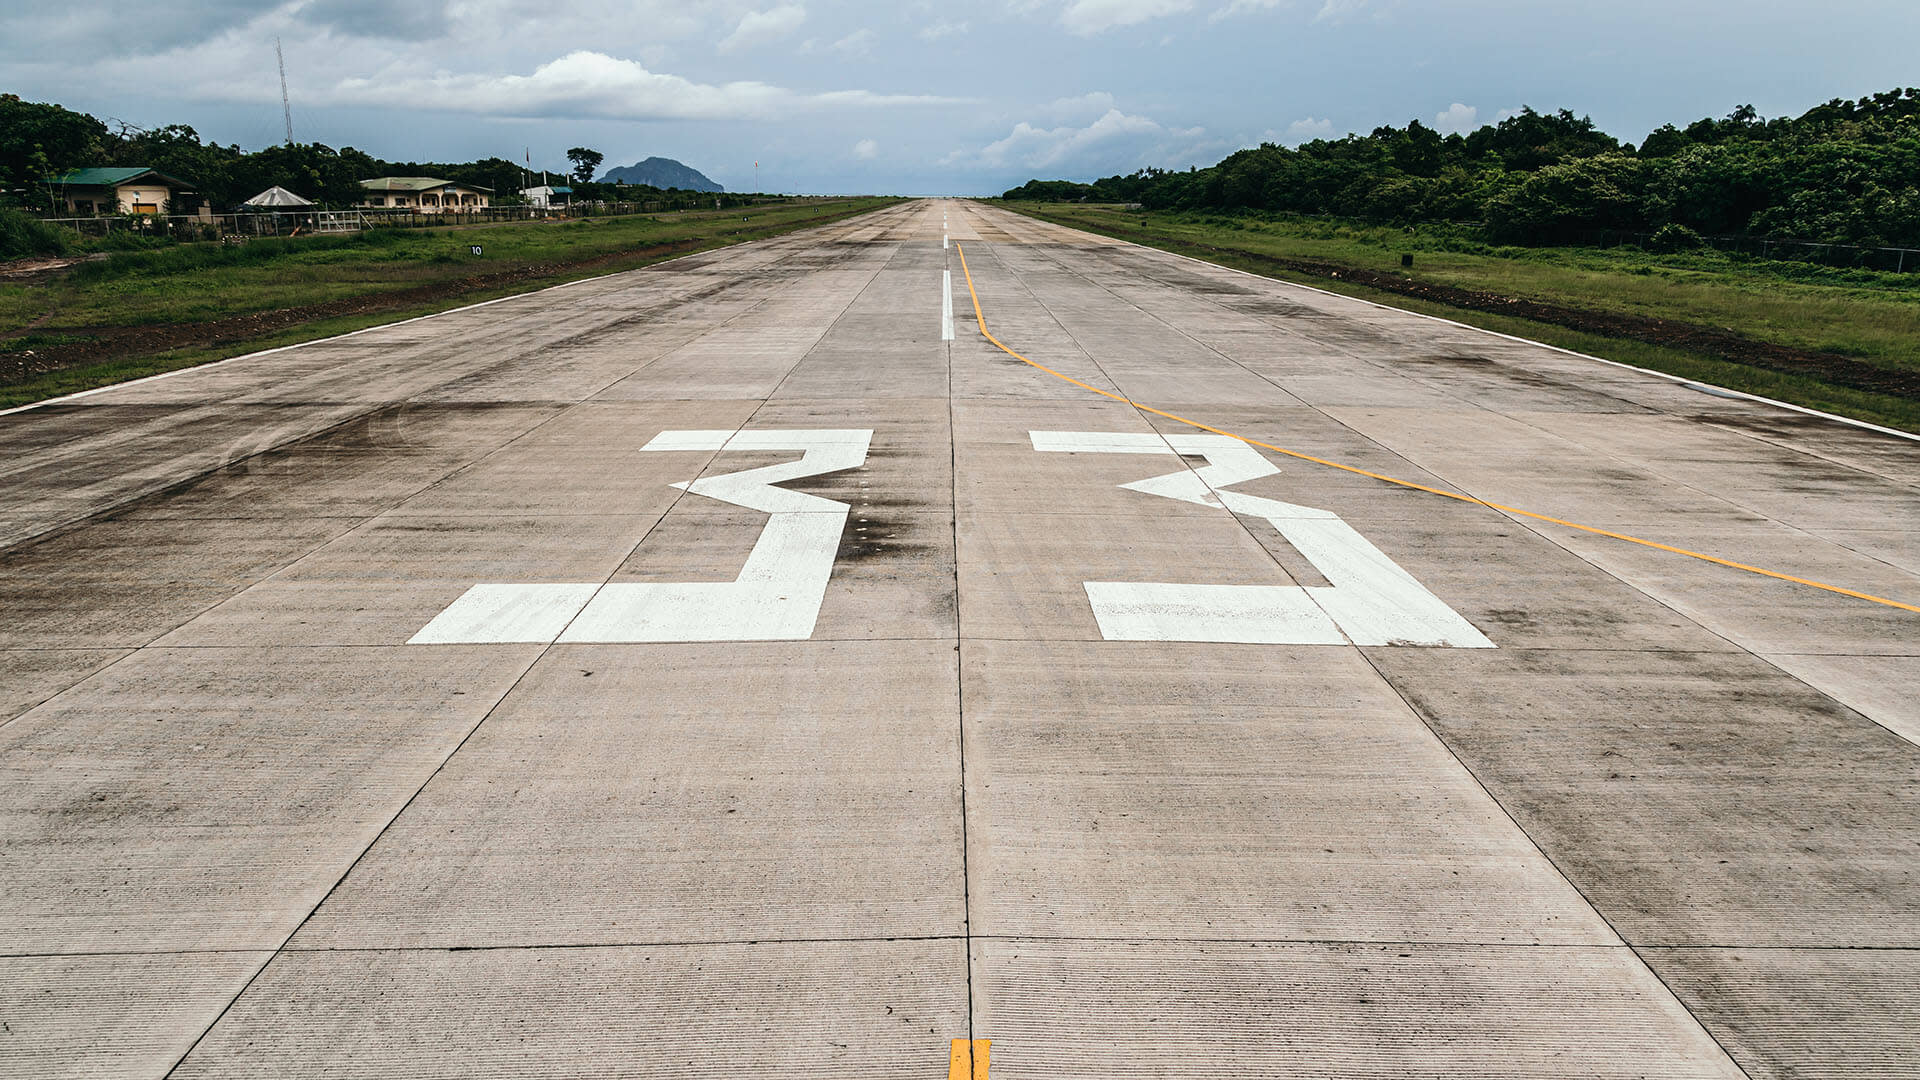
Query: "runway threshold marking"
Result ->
[[954, 242, 1920, 616]]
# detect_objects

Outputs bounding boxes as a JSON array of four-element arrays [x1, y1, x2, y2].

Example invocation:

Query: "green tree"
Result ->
[[1484, 154, 1661, 243], [105, 123, 240, 208], [227, 143, 382, 208], [1462, 107, 1619, 171], [566, 147, 604, 185], [0, 95, 110, 208]]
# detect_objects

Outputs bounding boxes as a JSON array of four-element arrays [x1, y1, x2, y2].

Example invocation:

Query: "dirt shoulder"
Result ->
[[0, 255, 94, 283]]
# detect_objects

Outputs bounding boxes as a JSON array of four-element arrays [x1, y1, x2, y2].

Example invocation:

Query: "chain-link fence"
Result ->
[[32, 197, 804, 243]]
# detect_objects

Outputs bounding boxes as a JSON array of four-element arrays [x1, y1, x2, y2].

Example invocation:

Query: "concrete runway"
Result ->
[[3, 199, 1917, 1078]]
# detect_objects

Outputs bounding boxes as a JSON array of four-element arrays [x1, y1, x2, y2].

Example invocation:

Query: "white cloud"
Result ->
[[1285, 116, 1334, 141], [918, 19, 969, 40], [976, 110, 1161, 168], [718, 4, 806, 52], [1209, 0, 1285, 23], [830, 28, 875, 54], [853, 138, 878, 159], [1433, 101, 1477, 133], [1313, 0, 1367, 23], [949, 106, 1225, 177], [320, 50, 966, 121], [1045, 91, 1117, 120], [1059, 0, 1192, 35]]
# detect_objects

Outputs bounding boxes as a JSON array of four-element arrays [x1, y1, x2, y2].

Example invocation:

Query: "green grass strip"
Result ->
[[1, 198, 897, 410]]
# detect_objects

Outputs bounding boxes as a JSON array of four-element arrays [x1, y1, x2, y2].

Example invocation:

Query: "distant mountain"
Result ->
[[598, 157, 724, 193]]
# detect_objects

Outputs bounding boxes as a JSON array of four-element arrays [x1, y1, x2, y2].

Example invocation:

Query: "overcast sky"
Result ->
[[4, 1, 1916, 195]]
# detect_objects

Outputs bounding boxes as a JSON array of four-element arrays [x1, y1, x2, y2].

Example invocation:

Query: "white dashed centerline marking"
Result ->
[[942, 269, 954, 340]]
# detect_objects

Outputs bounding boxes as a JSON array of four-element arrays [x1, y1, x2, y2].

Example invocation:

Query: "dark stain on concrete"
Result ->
[[834, 516, 929, 564]]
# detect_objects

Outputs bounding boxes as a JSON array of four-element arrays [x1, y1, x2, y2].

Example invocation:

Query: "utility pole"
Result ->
[[276, 38, 293, 146]]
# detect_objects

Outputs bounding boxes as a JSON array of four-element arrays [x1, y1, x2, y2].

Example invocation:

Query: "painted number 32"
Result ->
[[409, 428, 1490, 648]]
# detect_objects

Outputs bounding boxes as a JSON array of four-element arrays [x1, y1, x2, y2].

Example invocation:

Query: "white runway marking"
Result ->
[[942, 270, 954, 340], [409, 429, 872, 644], [409, 583, 600, 644], [1084, 582, 1348, 645], [1032, 431, 1495, 648]]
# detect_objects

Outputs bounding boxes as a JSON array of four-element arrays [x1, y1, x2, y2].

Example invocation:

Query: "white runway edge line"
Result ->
[[1032, 431, 1495, 647], [1137, 240, 1920, 443], [0, 238, 747, 418], [409, 428, 872, 644], [942, 270, 955, 341]]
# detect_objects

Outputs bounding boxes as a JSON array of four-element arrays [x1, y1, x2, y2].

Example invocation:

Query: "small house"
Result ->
[[358, 177, 491, 212], [47, 167, 203, 217]]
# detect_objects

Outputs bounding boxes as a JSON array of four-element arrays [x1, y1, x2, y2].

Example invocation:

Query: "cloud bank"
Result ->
[[1059, 0, 1193, 35], [952, 105, 1225, 177], [323, 50, 965, 121]]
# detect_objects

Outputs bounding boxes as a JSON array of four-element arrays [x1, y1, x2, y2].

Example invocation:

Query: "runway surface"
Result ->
[[3, 199, 1917, 1078]]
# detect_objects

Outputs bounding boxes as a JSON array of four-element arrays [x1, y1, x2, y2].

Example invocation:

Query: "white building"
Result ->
[[519, 184, 573, 208]]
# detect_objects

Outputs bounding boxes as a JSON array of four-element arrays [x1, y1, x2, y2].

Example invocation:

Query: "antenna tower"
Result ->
[[276, 38, 294, 145]]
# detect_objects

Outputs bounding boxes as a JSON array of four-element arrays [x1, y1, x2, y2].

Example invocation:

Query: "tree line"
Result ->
[[0, 95, 727, 213], [1003, 89, 1920, 249]]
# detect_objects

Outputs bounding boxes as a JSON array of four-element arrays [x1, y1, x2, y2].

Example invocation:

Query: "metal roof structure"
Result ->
[[46, 167, 196, 190], [358, 176, 494, 193], [241, 186, 315, 208]]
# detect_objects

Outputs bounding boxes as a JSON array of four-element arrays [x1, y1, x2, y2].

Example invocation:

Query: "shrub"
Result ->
[[92, 227, 169, 253], [1484, 155, 1663, 244], [0, 208, 73, 259], [1649, 223, 1707, 252]]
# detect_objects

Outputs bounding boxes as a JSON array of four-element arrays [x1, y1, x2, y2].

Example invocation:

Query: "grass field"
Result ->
[[0, 198, 899, 408], [999, 202, 1920, 433]]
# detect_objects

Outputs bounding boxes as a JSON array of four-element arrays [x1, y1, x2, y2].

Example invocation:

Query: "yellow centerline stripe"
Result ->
[[953, 241, 1920, 616], [949, 1039, 990, 1079]]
